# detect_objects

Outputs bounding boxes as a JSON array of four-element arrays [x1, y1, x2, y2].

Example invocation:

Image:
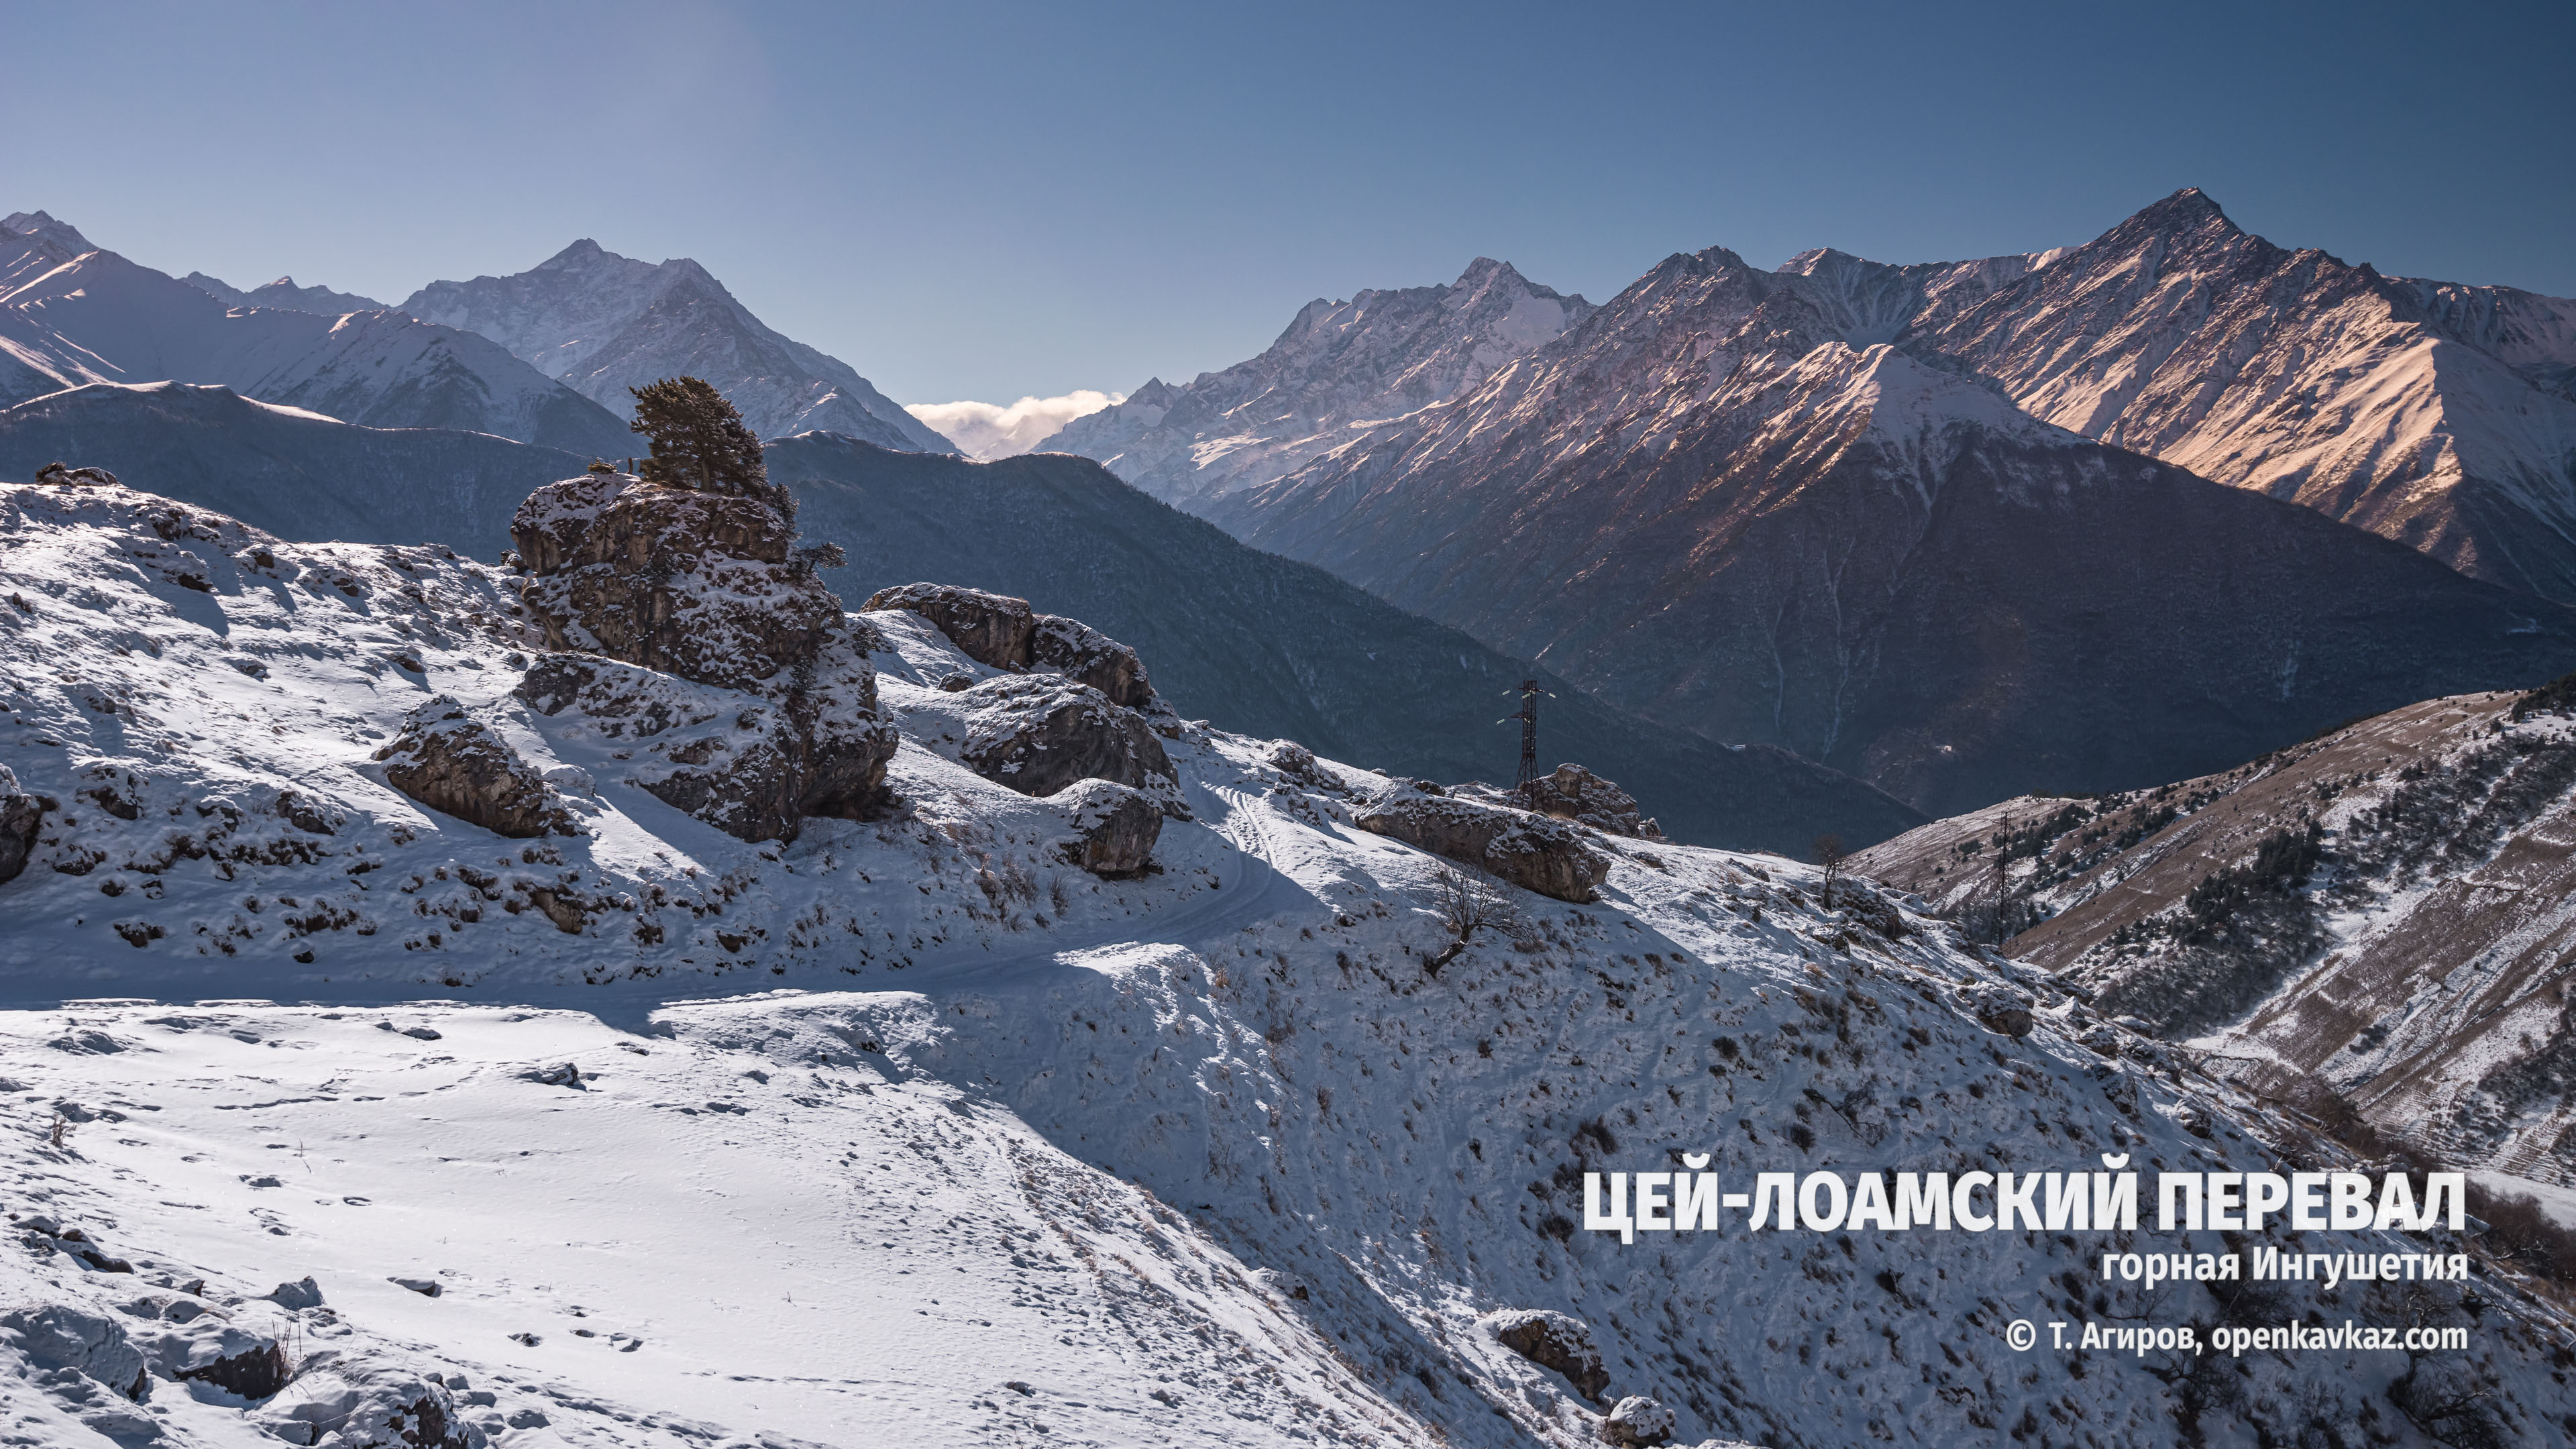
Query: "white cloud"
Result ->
[[905, 390, 1123, 461]]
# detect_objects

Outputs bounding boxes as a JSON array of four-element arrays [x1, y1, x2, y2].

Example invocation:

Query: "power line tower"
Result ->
[[1501, 680, 1551, 792]]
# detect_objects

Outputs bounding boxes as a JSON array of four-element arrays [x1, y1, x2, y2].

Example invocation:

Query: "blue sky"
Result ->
[[7, 0, 2569, 405]]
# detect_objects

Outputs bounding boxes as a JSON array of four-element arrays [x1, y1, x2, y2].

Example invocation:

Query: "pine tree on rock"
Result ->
[[628, 376, 770, 496]]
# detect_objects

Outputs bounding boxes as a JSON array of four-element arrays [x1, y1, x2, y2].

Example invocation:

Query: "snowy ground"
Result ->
[[7, 482, 2576, 1447]]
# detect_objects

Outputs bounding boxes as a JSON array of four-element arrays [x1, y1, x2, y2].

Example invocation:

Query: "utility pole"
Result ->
[[1501, 680, 1550, 793]]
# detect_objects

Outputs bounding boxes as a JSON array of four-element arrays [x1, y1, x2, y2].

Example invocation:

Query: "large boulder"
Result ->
[[1511, 763, 1663, 840], [864, 583, 1155, 707], [0, 762, 40, 884], [1031, 614, 1152, 707], [1355, 783, 1610, 904], [1057, 780, 1161, 877], [515, 477, 839, 692], [1600, 1395, 1676, 1446], [955, 676, 1173, 798], [862, 583, 1034, 672], [374, 698, 576, 839], [1483, 1309, 1609, 1403]]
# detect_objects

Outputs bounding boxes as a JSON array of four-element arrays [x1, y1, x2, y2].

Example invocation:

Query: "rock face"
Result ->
[[1600, 1395, 1676, 1446], [0, 763, 40, 884], [863, 582, 1155, 708], [1483, 1309, 1609, 1403], [1031, 613, 1152, 708], [1057, 780, 1161, 877], [863, 583, 1032, 672], [955, 676, 1173, 798], [1354, 783, 1609, 904], [509, 474, 898, 842], [515, 475, 840, 692], [374, 698, 575, 839], [1962, 981, 2035, 1038], [1472, 763, 1660, 839], [515, 647, 894, 845]]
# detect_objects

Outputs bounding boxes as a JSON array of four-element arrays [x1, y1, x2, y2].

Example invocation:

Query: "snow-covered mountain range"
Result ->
[[181, 272, 390, 316], [401, 240, 952, 455], [7, 471, 2570, 1448], [1205, 238, 2576, 816], [1050, 258, 1592, 506], [0, 214, 631, 455], [1913, 189, 2576, 604]]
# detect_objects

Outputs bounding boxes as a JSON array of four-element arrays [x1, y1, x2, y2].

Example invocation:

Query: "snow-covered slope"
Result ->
[[9, 478, 2572, 1446], [1851, 683, 2576, 1187], [400, 241, 951, 455], [0, 381, 590, 559], [1912, 189, 2576, 603], [1218, 238, 2576, 816], [1051, 258, 1591, 508], [181, 272, 390, 315], [0, 215, 630, 455]]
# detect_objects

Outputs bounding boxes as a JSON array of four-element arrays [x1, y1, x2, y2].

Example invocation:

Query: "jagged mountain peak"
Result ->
[[400, 242, 949, 453], [0, 209, 93, 252]]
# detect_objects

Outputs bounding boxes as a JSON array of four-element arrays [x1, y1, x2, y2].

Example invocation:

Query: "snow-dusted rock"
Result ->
[[1056, 779, 1161, 877], [863, 582, 1034, 672], [133, 1309, 289, 1398], [1960, 979, 2035, 1038], [515, 476, 839, 692], [1483, 1308, 1608, 1403], [256, 1364, 476, 1448], [0, 761, 40, 883], [1030, 612, 1152, 708], [0, 1303, 152, 1401], [1600, 1395, 1676, 1446], [375, 698, 576, 839], [1354, 781, 1609, 903], [950, 676, 1173, 799], [865, 583, 1159, 710], [1464, 763, 1662, 840]]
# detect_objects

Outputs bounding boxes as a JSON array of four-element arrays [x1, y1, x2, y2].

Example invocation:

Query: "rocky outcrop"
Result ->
[[508, 474, 900, 842], [514, 475, 839, 692], [1355, 783, 1609, 904], [515, 650, 895, 844], [1058, 780, 1161, 877], [1513, 763, 1662, 839], [1600, 1395, 1675, 1446], [258, 1365, 474, 1449], [863, 583, 1033, 672], [0, 762, 40, 884], [374, 698, 576, 839], [865, 582, 1155, 707], [1483, 1309, 1609, 1403], [129, 1301, 289, 1399], [1031, 614, 1151, 707], [1961, 981, 2035, 1038], [955, 676, 1173, 798]]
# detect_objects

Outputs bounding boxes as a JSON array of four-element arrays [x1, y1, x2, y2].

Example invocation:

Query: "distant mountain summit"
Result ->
[[0, 213, 629, 453], [1051, 257, 1591, 506], [182, 271, 390, 315], [402, 239, 952, 454], [1910, 188, 2576, 602]]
